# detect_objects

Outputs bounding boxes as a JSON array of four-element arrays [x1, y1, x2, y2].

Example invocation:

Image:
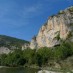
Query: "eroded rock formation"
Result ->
[[30, 6, 73, 49]]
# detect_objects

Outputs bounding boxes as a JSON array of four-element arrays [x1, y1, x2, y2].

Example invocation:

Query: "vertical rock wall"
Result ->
[[30, 6, 73, 49]]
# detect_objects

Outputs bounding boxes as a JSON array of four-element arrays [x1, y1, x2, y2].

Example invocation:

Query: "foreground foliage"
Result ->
[[0, 41, 73, 69]]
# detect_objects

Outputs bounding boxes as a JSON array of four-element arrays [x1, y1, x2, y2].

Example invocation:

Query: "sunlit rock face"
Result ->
[[38, 70, 61, 73], [0, 47, 11, 54], [30, 36, 37, 49], [30, 6, 73, 49], [22, 43, 30, 50]]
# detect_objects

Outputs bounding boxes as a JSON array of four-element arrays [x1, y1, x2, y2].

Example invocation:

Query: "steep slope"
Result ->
[[30, 6, 73, 49]]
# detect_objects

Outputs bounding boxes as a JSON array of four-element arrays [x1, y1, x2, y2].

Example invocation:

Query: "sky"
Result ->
[[0, 0, 73, 41]]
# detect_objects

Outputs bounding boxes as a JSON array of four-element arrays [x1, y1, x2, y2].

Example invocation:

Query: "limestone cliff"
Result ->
[[30, 6, 73, 49]]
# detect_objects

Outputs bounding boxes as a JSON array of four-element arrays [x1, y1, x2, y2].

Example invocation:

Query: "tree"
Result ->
[[23, 48, 35, 65], [0, 54, 7, 66], [36, 47, 52, 66]]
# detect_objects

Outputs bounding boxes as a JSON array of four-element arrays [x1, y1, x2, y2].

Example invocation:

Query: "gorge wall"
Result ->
[[30, 6, 73, 49]]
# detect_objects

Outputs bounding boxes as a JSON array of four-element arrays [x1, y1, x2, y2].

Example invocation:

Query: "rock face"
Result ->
[[38, 70, 61, 73], [30, 6, 73, 49], [22, 43, 30, 50], [0, 47, 11, 54], [30, 36, 37, 49]]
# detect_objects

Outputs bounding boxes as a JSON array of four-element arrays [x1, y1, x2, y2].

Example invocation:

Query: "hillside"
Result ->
[[30, 6, 73, 49], [0, 35, 29, 50]]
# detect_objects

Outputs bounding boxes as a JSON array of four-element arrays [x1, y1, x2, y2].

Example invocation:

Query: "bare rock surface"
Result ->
[[30, 6, 73, 49]]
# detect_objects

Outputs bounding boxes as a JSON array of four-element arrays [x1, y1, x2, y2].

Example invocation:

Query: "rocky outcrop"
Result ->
[[30, 6, 73, 49], [22, 43, 30, 50], [0, 47, 11, 54], [38, 70, 61, 73], [30, 36, 37, 49]]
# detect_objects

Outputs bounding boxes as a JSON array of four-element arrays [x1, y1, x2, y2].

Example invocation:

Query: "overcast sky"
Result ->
[[0, 0, 73, 41]]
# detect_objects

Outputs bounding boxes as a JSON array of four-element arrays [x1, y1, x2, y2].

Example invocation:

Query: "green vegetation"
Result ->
[[0, 41, 73, 70], [50, 15, 55, 18], [68, 7, 73, 12], [58, 11, 65, 14], [70, 23, 73, 26], [55, 31, 60, 40], [0, 35, 29, 49], [67, 31, 73, 39]]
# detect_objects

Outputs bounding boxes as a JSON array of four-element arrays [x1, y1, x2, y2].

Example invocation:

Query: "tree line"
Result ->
[[0, 41, 73, 67]]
